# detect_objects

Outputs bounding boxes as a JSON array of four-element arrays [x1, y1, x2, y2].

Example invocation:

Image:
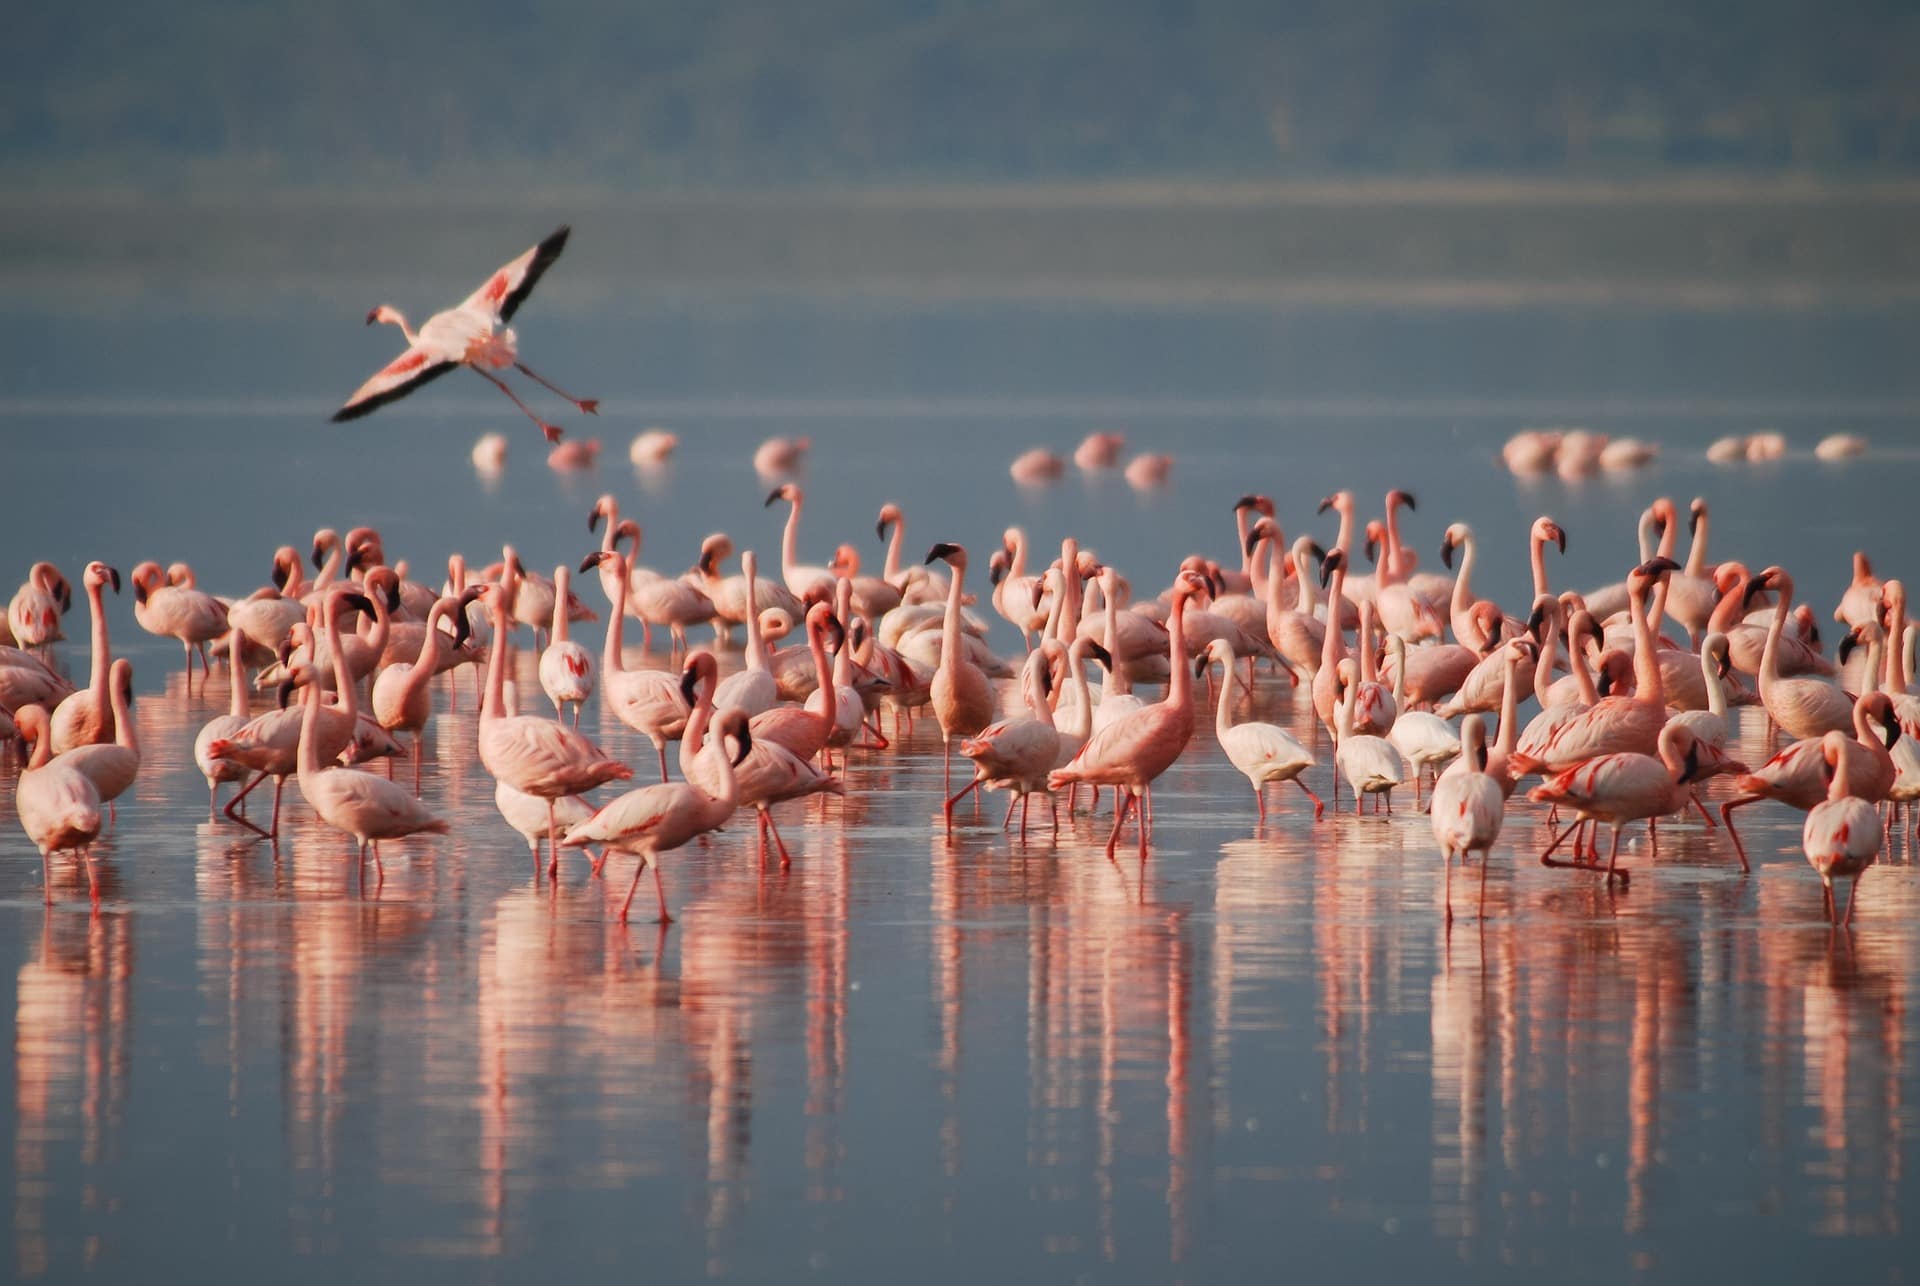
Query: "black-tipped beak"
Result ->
[[731, 725, 753, 767], [875, 517, 889, 541], [1807, 622, 1822, 647], [311, 542, 325, 571], [1319, 548, 1344, 590], [1233, 494, 1260, 512], [925, 542, 958, 565], [1553, 525, 1567, 555], [1392, 489, 1416, 512], [680, 664, 701, 706], [1526, 603, 1548, 640], [451, 605, 472, 649], [1689, 501, 1704, 537], [764, 488, 783, 507], [1030, 579, 1047, 608], [1086, 641, 1113, 669], [825, 616, 848, 651], [1308, 541, 1327, 564], [1596, 667, 1614, 698], [588, 508, 603, 534], [1316, 495, 1335, 515], [1635, 556, 1681, 578], [1839, 630, 1860, 666], [344, 592, 375, 616], [106, 566, 121, 594], [276, 677, 297, 710], [1440, 538, 1456, 571], [134, 580, 149, 607], [1682, 742, 1701, 785], [1884, 708, 1902, 750], [1364, 535, 1380, 565], [989, 561, 1007, 587], [363, 308, 379, 326], [578, 552, 603, 575], [271, 561, 289, 591], [383, 580, 401, 612], [1244, 528, 1262, 556]]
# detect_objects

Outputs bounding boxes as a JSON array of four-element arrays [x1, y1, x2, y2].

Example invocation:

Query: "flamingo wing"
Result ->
[[331, 345, 458, 422], [461, 225, 571, 324]]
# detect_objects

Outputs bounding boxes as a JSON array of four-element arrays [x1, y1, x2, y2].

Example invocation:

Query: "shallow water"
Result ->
[[2, 277, 1920, 1280]]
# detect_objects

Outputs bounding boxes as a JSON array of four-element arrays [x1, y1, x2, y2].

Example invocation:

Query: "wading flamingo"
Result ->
[[1430, 714, 1504, 921], [1803, 729, 1880, 925], [12, 704, 103, 902], [49, 562, 120, 753]]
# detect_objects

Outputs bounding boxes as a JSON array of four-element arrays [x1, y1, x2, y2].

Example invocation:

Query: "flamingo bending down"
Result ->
[[1529, 722, 1729, 882], [195, 630, 254, 813], [1430, 714, 1505, 921], [12, 705, 103, 902], [1803, 730, 1880, 925], [1204, 639, 1320, 820], [49, 562, 120, 754], [332, 226, 595, 442], [563, 709, 751, 922], [1049, 572, 1206, 858], [959, 648, 1062, 839]]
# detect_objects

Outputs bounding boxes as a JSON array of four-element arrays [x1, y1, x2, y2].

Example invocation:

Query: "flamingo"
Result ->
[[1332, 658, 1405, 815], [6, 563, 69, 650], [619, 525, 715, 656], [332, 225, 595, 442], [712, 551, 780, 717], [562, 709, 751, 923], [1752, 567, 1853, 740], [764, 483, 836, 599], [1834, 552, 1882, 630], [1385, 636, 1462, 805], [59, 659, 140, 823], [581, 550, 689, 781], [1802, 730, 1881, 925], [926, 543, 998, 824], [372, 593, 475, 788], [958, 648, 1062, 838], [1430, 714, 1504, 922], [1204, 638, 1320, 820], [11, 704, 103, 902], [1530, 722, 1730, 882], [293, 662, 447, 880], [476, 580, 632, 871], [753, 436, 811, 478], [538, 564, 596, 726], [1720, 692, 1898, 870], [826, 544, 903, 625], [749, 603, 843, 763], [194, 629, 254, 814], [1049, 571, 1205, 856], [1074, 432, 1126, 470], [131, 560, 229, 682], [48, 561, 120, 754]]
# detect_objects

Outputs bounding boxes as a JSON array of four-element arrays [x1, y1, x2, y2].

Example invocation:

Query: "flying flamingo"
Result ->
[[11, 704, 103, 902], [332, 226, 596, 443], [48, 562, 120, 753], [1048, 571, 1206, 858], [476, 581, 632, 872], [1803, 730, 1881, 925], [563, 709, 751, 923], [1204, 638, 1320, 820], [1430, 714, 1504, 922]]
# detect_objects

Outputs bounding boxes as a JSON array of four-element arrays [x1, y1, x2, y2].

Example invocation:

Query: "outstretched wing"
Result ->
[[331, 347, 458, 422], [461, 225, 570, 324]]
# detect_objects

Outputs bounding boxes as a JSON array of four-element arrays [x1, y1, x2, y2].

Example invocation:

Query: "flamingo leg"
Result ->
[[1844, 874, 1862, 927], [83, 846, 98, 902], [473, 367, 563, 442], [765, 809, 794, 867], [619, 856, 646, 921], [1019, 793, 1032, 840], [653, 863, 673, 924], [1478, 843, 1491, 914], [1603, 825, 1625, 882], [1105, 791, 1136, 860], [1689, 793, 1716, 829], [1719, 797, 1756, 872], [1540, 816, 1585, 866], [1443, 849, 1454, 924], [657, 742, 669, 784], [1001, 794, 1018, 832], [269, 777, 285, 838], [225, 771, 272, 836], [513, 361, 599, 415], [945, 776, 980, 826], [1254, 784, 1267, 822], [1295, 778, 1326, 821]]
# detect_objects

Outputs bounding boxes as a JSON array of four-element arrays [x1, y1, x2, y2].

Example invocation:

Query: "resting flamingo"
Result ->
[[563, 709, 751, 923], [1049, 572, 1206, 858], [6, 563, 69, 650], [1430, 714, 1504, 922], [332, 225, 595, 442], [1803, 730, 1880, 925]]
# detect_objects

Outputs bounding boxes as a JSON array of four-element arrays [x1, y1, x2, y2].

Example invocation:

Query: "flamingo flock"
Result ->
[[2, 469, 1910, 930]]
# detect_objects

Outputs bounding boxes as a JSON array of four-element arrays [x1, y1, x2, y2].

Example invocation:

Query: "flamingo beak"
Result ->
[[272, 560, 289, 591], [925, 543, 959, 566], [1233, 494, 1260, 513], [875, 517, 890, 541], [578, 553, 603, 575], [276, 677, 297, 709], [680, 664, 701, 706], [989, 560, 1007, 587], [1883, 704, 1901, 750], [107, 566, 121, 594], [1316, 495, 1336, 515], [1635, 556, 1681, 578], [1364, 535, 1379, 565], [343, 592, 375, 616], [1391, 489, 1416, 512], [764, 488, 784, 507], [363, 308, 380, 326], [1839, 630, 1860, 666], [1553, 525, 1567, 554], [451, 604, 472, 649], [588, 507, 603, 534], [1440, 537, 1456, 570], [133, 578, 149, 607], [1683, 742, 1701, 784], [731, 724, 753, 767], [1244, 528, 1262, 556], [1086, 642, 1113, 668], [1526, 604, 1548, 640], [311, 542, 326, 571]]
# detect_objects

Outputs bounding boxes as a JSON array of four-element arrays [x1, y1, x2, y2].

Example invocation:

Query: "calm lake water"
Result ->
[[3, 221, 1920, 1281]]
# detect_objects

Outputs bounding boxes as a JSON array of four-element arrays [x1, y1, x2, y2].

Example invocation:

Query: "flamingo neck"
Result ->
[[1703, 645, 1727, 719], [26, 723, 51, 772], [743, 561, 767, 671], [1293, 544, 1318, 615], [482, 599, 510, 721], [1064, 643, 1093, 740], [602, 557, 629, 675], [1684, 514, 1709, 577], [1569, 620, 1600, 706], [808, 619, 833, 703], [680, 678, 715, 779], [1760, 574, 1792, 689], [882, 518, 905, 584], [941, 558, 966, 672], [1321, 568, 1347, 671], [1165, 593, 1194, 714], [325, 602, 359, 719], [550, 569, 570, 645], [1450, 534, 1477, 621], [405, 603, 451, 702], [1214, 649, 1238, 740], [1102, 578, 1131, 695], [380, 309, 419, 346], [111, 673, 137, 754], [1495, 653, 1520, 756], [1390, 640, 1407, 709], [314, 542, 341, 590], [1830, 743, 1854, 800], [1628, 578, 1663, 707], [782, 499, 804, 586], [85, 580, 111, 709], [1885, 593, 1908, 693], [1533, 616, 1558, 705], [296, 673, 325, 780], [1530, 533, 1551, 598], [227, 630, 248, 719]]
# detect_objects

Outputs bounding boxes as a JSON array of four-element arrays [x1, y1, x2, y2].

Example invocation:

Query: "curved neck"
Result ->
[[1007, 533, 1029, 579], [883, 518, 905, 583], [110, 674, 136, 754], [808, 617, 834, 698], [1530, 531, 1551, 598], [1886, 592, 1909, 692], [313, 541, 341, 590], [1321, 567, 1348, 671], [297, 675, 325, 779], [1568, 620, 1600, 705], [680, 676, 715, 778], [325, 602, 359, 719], [1384, 501, 1405, 567], [1333, 501, 1354, 558], [405, 602, 453, 701], [743, 558, 767, 670], [1707, 579, 1747, 634], [1235, 512, 1254, 581], [1260, 539, 1284, 614], [1064, 643, 1094, 739], [26, 723, 52, 771], [1684, 511, 1709, 577], [1533, 615, 1559, 705], [602, 556, 629, 675], [1215, 649, 1237, 739], [1451, 534, 1478, 616], [379, 309, 418, 346], [1389, 640, 1407, 708], [1702, 645, 1727, 719], [1164, 593, 1194, 714], [1761, 575, 1792, 686]]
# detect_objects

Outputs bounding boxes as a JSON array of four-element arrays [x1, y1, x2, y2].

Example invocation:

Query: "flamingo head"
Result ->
[[345, 527, 384, 570], [987, 550, 1009, 586], [1319, 547, 1347, 590], [1704, 632, 1733, 679], [1386, 488, 1416, 514], [129, 561, 165, 606], [925, 542, 964, 569], [875, 503, 903, 541], [1633, 555, 1681, 583], [1079, 639, 1113, 671], [1439, 523, 1469, 570], [680, 651, 718, 706], [1525, 595, 1557, 642], [1533, 517, 1567, 554], [588, 494, 618, 533], [611, 519, 641, 554], [1233, 494, 1274, 518], [365, 305, 405, 328], [1363, 521, 1386, 566], [1317, 490, 1351, 517], [696, 533, 732, 577], [1688, 497, 1707, 535], [311, 529, 340, 571], [716, 709, 754, 767], [363, 566, 402, 613], [764, 483, 800, 507], [1244, 516, 1279, 556], [83, 561, 121, 595]]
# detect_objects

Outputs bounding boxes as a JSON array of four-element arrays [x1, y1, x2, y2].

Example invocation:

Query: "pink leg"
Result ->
[[1295, 778, 1326, 821], [1105, 791, 1136, 860], [515, 361, 598, 414], [1719, 796, 1756, 872], [473, 367, 564, 441]]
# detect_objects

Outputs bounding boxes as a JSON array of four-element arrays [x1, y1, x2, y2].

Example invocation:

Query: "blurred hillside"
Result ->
[[5, 0, 1919, 190]]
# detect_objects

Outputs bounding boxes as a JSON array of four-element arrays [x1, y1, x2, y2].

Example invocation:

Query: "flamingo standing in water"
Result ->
[[538, 564, 596, 726], [48, 561, 120, 753], [1049, 572, 1206, 858], [581, 550, 689, 781], [194, 630, 254, 814], [1530, 722, 1730, 882], [11, 704, 103, 902], [1802, 730, 1881, 925], [926, 543, 997, 824], [294, 663, 447, 882], [332, 226, 596, 442], [1204, 638, 1320, 820], [1430, 714, 1505, 922]]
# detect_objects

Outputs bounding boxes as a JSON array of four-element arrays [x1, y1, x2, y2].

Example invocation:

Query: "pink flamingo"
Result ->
[[538, 564, 596, 725], [476, 580, 632, 872], [372, 593, 475, 789], [48, 562, 120, 753], [1048, 571, 1206, 858], [332, 226, 595, 442], [11, 704, 103, 902], [1430, 714, 1505, 922], [582, 550, 689, 781], [7, 563, 70, 651], [1720, 692, 1897, 869], [131, 561, 229, 682], [926, 543, 998, 823], [1752, 567, 1853, 740], [294, 661, 447, 882], [59, 659, 140, 823], [764, 483, 836, 599], [563, 709, 751, 923], [194, 630, 254, 814], [959, 648, 1062, 839], [1530, 722, 1732, 882], [1802, 730, 1881, 925], [749, 603, 842, 762]]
